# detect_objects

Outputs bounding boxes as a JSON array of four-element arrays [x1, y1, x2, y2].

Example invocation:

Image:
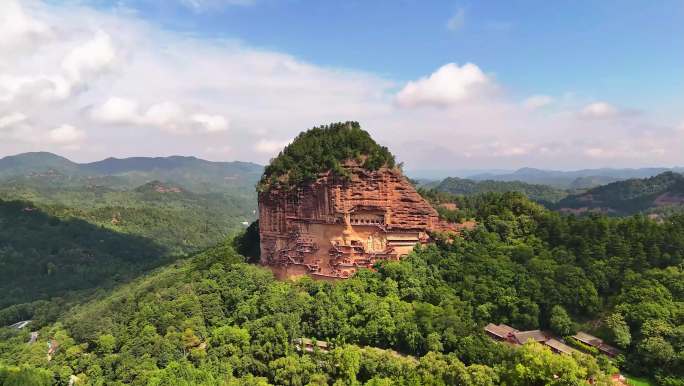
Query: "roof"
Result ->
[[545, 339, 579, 355], [484, 323, 518, 338], [573, 331, 603, 347], [597, 342, 621, 356], [514, 330, 548, 344], [295, 338, 329, 348], [573, 331, 621, 356]]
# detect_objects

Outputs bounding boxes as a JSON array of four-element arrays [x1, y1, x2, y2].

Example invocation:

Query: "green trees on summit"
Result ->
[[259, 122, 396, 191]]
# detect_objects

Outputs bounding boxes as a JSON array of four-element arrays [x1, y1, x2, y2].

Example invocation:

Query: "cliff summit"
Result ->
[[258, 122, 470, 279]]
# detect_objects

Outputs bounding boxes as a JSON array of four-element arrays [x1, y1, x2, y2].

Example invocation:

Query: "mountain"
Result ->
[[567, 175, 622, 190], [0, 152, 263, 194], [555, 171, 684, 215], [0, 152, 84, 179], [470, 167, 684, 189], [83, 156, 262, 193], [433, 177, 568, 203]]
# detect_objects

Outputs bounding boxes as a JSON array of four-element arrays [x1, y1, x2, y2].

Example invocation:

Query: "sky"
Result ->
[[1, 0, 683, 172]]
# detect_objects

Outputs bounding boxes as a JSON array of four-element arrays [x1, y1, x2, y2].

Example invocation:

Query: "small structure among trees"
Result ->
[[484, 323, 578, 356], [572, 332, 622, 357], [293, 338, 331, 354]]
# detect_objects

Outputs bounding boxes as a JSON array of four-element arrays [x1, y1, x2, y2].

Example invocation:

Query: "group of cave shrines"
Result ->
[[258, 161, 472, 279]]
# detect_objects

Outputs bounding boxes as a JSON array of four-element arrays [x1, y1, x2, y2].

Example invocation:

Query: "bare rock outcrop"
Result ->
[[259, 161, 471, 279]]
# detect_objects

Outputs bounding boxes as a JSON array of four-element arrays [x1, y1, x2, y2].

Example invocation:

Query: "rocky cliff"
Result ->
[[259, 160, 470, 279]]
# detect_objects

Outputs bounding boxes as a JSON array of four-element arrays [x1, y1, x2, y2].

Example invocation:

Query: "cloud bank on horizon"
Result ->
[[0, 0, 682, 170]]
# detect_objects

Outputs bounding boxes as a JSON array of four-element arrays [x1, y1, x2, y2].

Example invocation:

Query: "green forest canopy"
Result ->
[[1, 192, 682, 385], [259, 122, 396, 191]]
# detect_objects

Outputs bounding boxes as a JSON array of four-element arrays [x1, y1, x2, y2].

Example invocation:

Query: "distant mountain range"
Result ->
[[468, 167, 684, 189], [554, 171, 684, 215], [0, 152, 263, 193], [431, 177, 568, 204]]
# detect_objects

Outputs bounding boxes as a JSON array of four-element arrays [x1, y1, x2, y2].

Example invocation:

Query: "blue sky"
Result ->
[[1, 0, 683, 170], [97, 0, 684, 116]]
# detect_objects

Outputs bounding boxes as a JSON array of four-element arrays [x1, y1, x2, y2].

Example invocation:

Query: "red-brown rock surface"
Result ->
[[259, 161, 472, 279]]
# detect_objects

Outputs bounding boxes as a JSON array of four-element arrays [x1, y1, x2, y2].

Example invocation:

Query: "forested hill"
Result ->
[[555, 171, 684, 215], [0, 152, 263, 193], [469, 167, 684, 189], [259, 121, 395, 191], [0, 152, 82, 178], [433, 176, 567, 203], [0, 152, 261, 316], [1, 192, 682, 384]]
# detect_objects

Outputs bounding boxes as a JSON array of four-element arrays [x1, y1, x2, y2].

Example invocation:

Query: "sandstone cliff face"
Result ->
[[258, 162, 469, 279]]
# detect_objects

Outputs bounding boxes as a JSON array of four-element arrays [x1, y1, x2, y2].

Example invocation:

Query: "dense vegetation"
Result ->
[[259, 122, 396, 191], [0, 153, 259, 323], [0, 199, 170, 311], [433, 177, 568, 204], [0, 238, 613, 386], [2, 192, 682, 384], [555, 172, 684, 215], [0, 181, 255, 256]]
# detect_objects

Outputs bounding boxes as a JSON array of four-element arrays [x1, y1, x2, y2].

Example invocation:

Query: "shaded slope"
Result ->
[[0, 199, 169, 308]]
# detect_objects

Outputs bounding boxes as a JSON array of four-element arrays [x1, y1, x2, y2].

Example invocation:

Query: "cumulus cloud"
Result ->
[[47, 124, 85, 145], [523, 95, 554, 110], [90, 97, 141, 124], [396, 63, 493, 108], [580, 101, 620, 119], [61, 31, 116, 86], [254, 139, 290, 155], [446, 9, 466, 31], [0, 1, 51, 52], [91, 97, 229, 134], [0, 28, 116, 103], [0, 112, 27, 129]]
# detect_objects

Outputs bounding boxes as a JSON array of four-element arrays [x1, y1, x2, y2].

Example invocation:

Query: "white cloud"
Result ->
[[580, 101, 619, 119], [0, 1, 51, 52], [523, 95, 554, 110], [61, 31, 116, 85], [255, 139, 289, 155], [446, 8, 465, 31], [142, 102, 185, 132], [0, 27, 116, 102], [47, 124, 85, 145], [0, 112, 27, 129], [91, 97, 229, 134], [396, 63, 492, 108], [192, 114, 229, 132], [91, 97, 140, 124]]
